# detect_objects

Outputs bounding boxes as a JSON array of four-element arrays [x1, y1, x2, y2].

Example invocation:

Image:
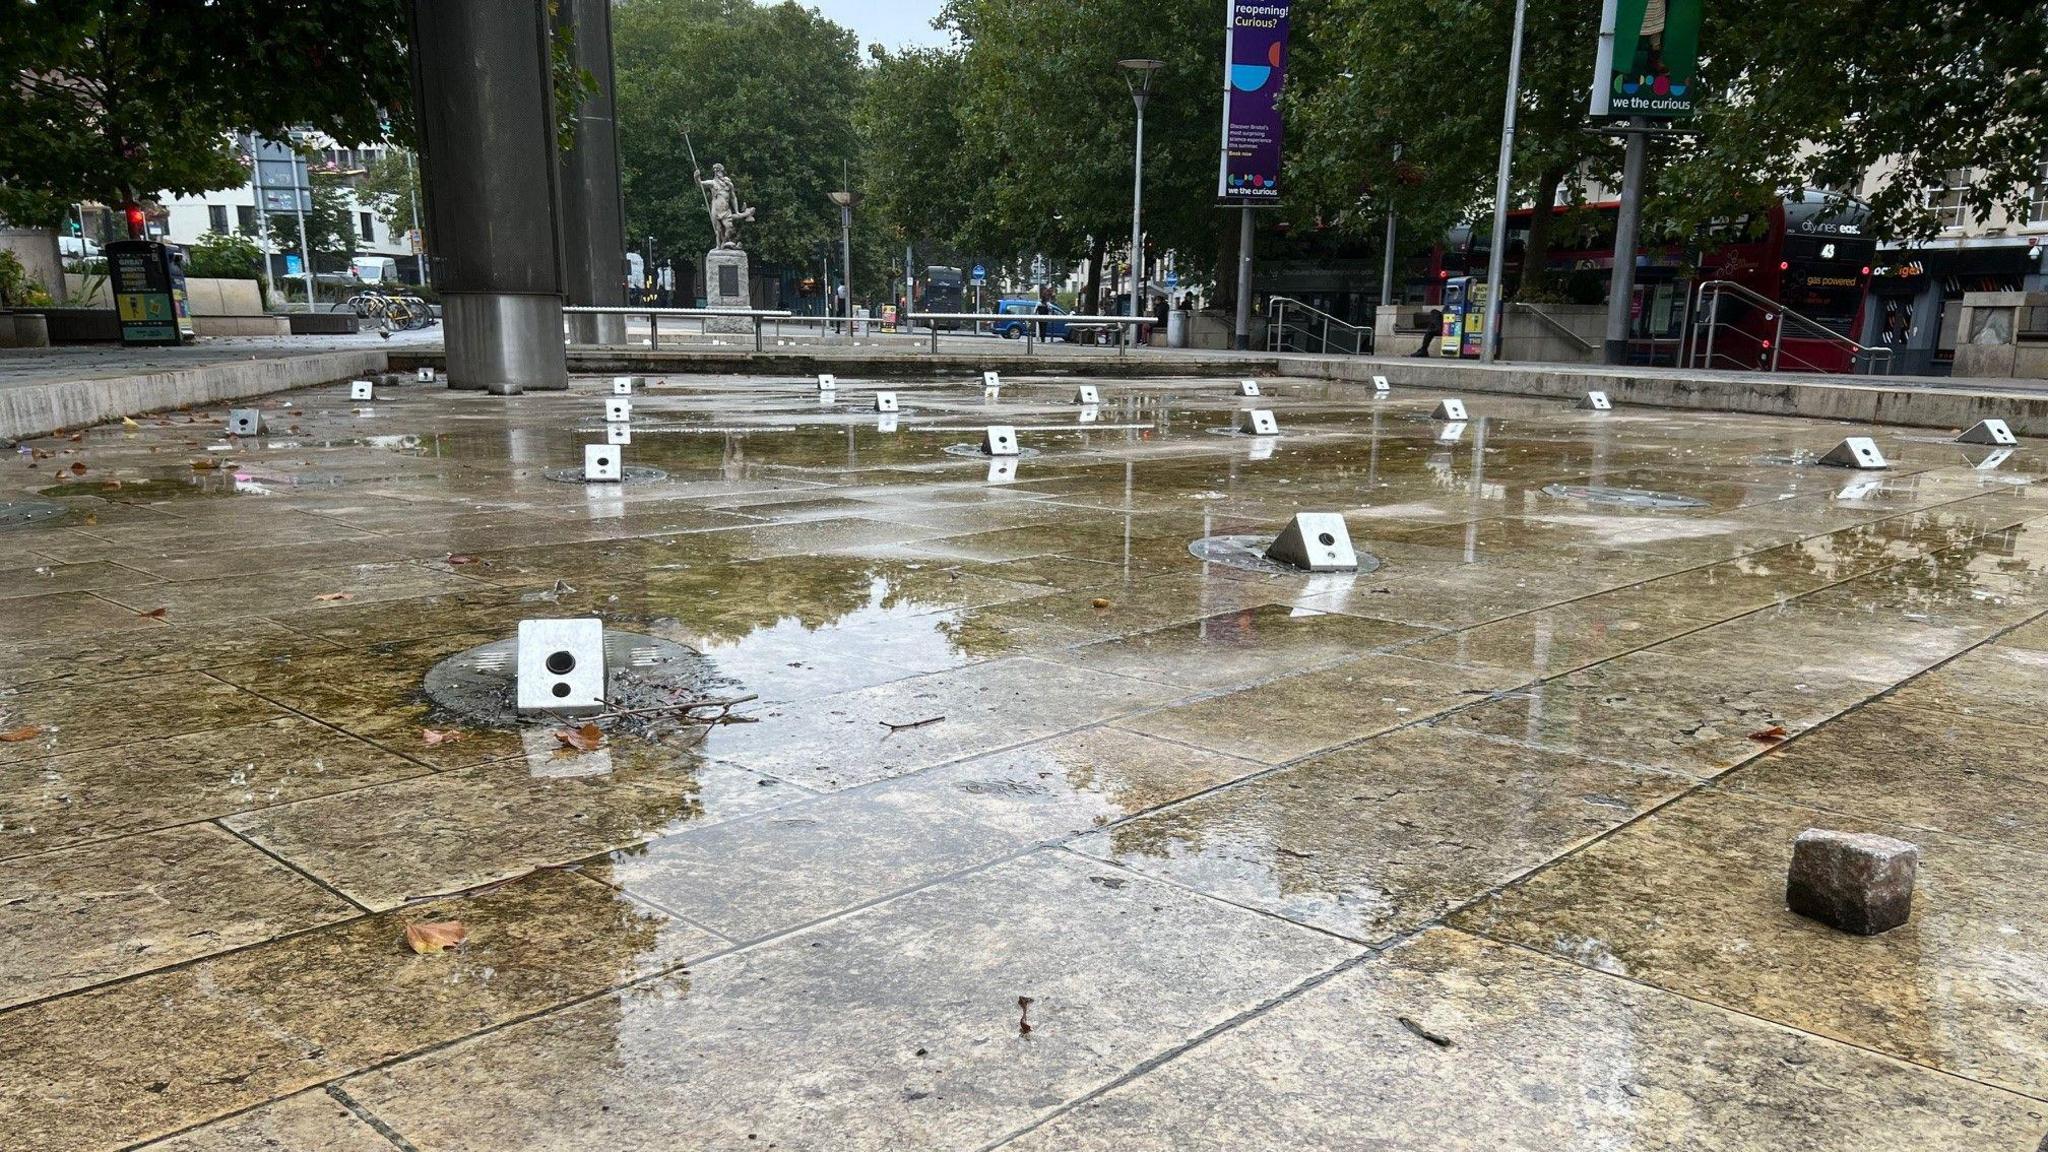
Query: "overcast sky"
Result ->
[[806, 0, 953, 51]]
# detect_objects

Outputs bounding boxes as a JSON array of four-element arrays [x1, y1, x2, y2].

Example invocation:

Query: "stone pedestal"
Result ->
[[704, 248, 751, 333]]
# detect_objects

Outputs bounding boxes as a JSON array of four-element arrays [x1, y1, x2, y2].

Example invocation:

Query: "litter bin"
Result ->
[[1167, 307, 1189, 349]]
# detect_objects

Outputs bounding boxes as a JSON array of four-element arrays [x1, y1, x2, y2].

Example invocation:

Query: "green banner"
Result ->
[[1604, 0, 1700, 118]]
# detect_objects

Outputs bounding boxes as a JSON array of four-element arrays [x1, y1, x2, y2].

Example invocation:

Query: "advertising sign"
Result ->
[[106, 240, 183, 346], [1217, 0, 1291, 204], [1592, 0, 1702, 118]]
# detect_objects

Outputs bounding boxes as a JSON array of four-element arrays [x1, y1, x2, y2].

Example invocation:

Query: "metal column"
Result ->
[[1234, 206, 1254, 351], [1603, 119, 1649, 365], [408, 0, 569, 393], [1481, 0, 1528, 364], [556, 0, 628, 346]]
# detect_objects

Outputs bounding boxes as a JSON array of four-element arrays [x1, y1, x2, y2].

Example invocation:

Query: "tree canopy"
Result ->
[[0, 0, 408, 223]]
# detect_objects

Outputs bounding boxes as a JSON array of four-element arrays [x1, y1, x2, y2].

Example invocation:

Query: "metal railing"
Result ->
[[1508, 301, 1597, 354], [563, 305, 795, 352], [1265, 296, 1372, 356], [905, 311, 1156, 357], [1682, 280, 1893, 375]]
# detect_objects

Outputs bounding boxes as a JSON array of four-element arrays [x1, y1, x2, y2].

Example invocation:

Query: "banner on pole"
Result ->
[[1594, 0, 1701, 118], [1217, 0, 1292, 204]]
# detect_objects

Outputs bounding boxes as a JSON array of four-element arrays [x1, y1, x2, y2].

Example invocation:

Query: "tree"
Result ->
[[268, 168, 359, 271], [357, 150, 422, 235], [182, 232, 264, 281], [614, 0, 864, 278], [940, 0, 1239, 297], [1285, 0, 2048, 309], [856, 47, 980, 263], [0, 1, 409, 213]]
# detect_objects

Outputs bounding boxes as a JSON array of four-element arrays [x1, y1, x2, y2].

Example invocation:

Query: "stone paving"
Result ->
[[1, 369, 2045, 1150]]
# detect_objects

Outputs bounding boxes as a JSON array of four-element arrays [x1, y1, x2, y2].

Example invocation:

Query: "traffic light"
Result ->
[[123, 203, 146, 238]]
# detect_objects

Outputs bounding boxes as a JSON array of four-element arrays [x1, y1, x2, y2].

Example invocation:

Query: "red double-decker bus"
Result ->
[[1431, 191, 1877, 371]]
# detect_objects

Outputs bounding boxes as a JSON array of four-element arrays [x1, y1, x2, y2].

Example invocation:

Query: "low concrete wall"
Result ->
[[1500, 303, 1603, 364], [191, 315, 290, 337], [182, 278, 265, 317], [0, 348, 387, 440], [1303, 355, 2048, 438], [0, 227, 62, 300]]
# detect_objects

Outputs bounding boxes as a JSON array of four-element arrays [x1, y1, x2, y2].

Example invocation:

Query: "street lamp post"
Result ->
[[1119, 58, 1164, 324], [829, 185, 860, 340], [1481, 0, 1529, 364]]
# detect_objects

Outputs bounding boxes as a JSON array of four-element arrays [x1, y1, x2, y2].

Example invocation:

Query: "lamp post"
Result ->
[[1119, 58, 1164, 322], [829, 187, 860, 339], [1481, 0, 1528, 364]]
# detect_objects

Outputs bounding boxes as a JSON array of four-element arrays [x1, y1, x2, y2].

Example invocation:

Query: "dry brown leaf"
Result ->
[[552, 723, 605, 752], [1090, 598, 1112, 610], [1748, 724, 1788, 743], [445, 554, 480, 566], [314, 592, 353, 602], [68, 461, 87, 476], [421, 728, 466, 746], [190, 458, 219, 471], [138, 607, 167, 619], [67, 433, 82, 443], [403, 921, 468, 955], [0, 725, 44, 743]]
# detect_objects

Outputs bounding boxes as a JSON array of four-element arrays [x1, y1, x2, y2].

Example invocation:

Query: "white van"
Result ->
[[350, 256, 399, 284]]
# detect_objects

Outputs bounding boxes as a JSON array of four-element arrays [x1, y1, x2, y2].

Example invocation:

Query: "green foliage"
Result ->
[[357, 150, 422, 233], [615, 0, 864, 274], [183, 232, 264, 280], [268, 168, 359, 267], [0, 0, 410, 209], [0, 249, 53, 307], [856, 48, 978, 261]]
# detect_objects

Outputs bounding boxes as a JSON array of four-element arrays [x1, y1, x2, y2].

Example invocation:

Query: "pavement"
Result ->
[[2, 370, 2046, 1149]]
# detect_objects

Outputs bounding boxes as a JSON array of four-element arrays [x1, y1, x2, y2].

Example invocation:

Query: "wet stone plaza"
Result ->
[[3, 369, 2047, 1150]]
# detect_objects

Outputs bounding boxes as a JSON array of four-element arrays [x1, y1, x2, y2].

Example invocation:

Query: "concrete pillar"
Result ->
[[555, 0, 628, 346], [407, 0, 568, 393]]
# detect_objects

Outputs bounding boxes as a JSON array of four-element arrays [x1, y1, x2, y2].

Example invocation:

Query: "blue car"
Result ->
[[992, 299, 1070, 340]]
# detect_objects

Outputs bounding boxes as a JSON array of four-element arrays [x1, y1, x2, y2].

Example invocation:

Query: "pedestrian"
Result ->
[[1414, 307, 1444, 357]]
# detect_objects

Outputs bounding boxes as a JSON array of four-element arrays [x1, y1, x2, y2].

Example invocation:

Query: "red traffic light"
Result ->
[[1778, 261, 1790, 271], [123, 204, 146, 237]]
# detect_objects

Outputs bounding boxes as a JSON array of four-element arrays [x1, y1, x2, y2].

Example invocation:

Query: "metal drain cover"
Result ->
[[422, 630, 735, 728], [1189, 534, 1383, 576], [0, 499, 67, 529], [541, 465, 668, 484], [1540, 483, 1709, 510]]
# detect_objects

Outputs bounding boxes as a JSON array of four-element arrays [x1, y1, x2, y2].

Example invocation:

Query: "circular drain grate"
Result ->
[[0, 499, 68, 529], [422, 630, 735, 729], [942, 443, 1042, 459], [1188, 535, 1384, 576], [1540, 483, 1709, 510], [541, 464, 668, 484]]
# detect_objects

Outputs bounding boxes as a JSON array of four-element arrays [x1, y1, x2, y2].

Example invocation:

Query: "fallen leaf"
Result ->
[[1748, 724, 1788, 743], [552, 723, 605, 752], [68, 462, 87, 476], [67, 433, 82, 443], [190, 458, 220, 471], [314, 592, 353, 602], [403, 921, 468, 955], [445, 554, 479, 565], [1017, 995, 1035, 1036], [421, 728, 466, 746], [138, 607, 167, 619], [121, 416, 140, 428], [0, 725, 44, 743], [1090, 598, 1112, 610], [100, 479, 122, 490]]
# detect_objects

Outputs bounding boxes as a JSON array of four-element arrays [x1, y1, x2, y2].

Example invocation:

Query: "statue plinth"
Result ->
[[704, 248, 751, 333]]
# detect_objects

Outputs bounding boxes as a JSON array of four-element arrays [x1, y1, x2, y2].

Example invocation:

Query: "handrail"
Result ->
[[906, 311, 1153, 358], [1684, 279, 1893, 375], [1266, 295, 1371, 356], [1509, 301, 1596, 353]]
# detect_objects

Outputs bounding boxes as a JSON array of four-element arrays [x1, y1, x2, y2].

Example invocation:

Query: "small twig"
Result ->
[[1397, 1016, 1453, 1048], [587, 694, 758, 724], [1017, 996, 1034, 1036], [880, 715, 945, 732]]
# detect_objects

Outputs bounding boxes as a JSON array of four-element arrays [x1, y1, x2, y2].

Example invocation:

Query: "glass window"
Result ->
[[2031, 154, 2047, 224], [359, 212, 375, 241], [207, 204, 229, 233], [1926, 170, 1969, 229], [236, 205, 256, 235]]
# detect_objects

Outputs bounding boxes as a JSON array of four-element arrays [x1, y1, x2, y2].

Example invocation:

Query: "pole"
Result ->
[[1233, 205, 1254, 350], [1380, 208, 1396, 309], [1129, 98, 1146, 319], [1603, 118, 1649, 365], [404, 149, 425, 286], [1481, 0, 1528, 365], [839, 201, 853, 340], [246, 137, 275, 306], [294, 202, 314, 311]]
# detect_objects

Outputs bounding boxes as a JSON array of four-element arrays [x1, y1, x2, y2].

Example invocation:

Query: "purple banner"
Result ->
[[1217, 0, 1291, 204]]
